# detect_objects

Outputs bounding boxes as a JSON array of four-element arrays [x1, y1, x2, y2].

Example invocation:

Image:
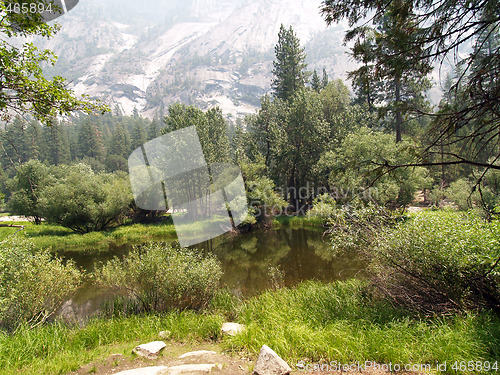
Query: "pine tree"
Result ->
[[130, 121, 147, 151], [42, 120, 71, 165], [108, 123, 130, 158], [311, 70, 322, 92], [346, 4, 432, 142], [77, 118, 105, 160], [321, 68, 329, 89], [271, 24, 308, 101]]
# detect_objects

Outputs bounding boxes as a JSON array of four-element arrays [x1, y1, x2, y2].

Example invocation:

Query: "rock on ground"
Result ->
[[221, 322, 245, 336], [179, 350, 217, 359], [253, 345, 291, 375], [166, 363, 219, 374], [114, 366, 169, 375], [133, 341, 167, 359]]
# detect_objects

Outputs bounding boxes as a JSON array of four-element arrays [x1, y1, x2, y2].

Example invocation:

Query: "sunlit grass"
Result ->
[[0, 312, 223, 375], [0, 221, 178, 253]]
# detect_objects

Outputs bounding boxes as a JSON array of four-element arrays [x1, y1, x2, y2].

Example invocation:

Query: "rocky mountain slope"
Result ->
[[38, 0, 351, 118]]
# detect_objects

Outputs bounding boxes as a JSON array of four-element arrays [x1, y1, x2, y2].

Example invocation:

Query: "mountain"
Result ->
[[38, 0, 352, 119]]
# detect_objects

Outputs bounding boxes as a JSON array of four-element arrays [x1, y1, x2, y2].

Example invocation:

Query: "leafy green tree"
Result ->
[[7, 159, 50, 224], [315, 127, 432, 206], [0, 1, 105, 125], [38, 165, 132, 233], [320, 0, 500, 169], [271, 24, 308, 101], [163, 103, 231, 164]]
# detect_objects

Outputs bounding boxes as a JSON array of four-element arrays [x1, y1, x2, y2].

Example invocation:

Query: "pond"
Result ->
[[58, 227, 366, 322]]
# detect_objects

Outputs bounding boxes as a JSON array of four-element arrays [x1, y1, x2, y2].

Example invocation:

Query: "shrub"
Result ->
[[0, 237, 82, 330], [7, 160, 51, 224], [96, 242, 222, 312], [38, 165, 132, 233], [372, 211, 500, 314]]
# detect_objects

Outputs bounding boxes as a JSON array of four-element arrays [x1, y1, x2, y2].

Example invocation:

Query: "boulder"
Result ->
[[253, 345, 291, 375], [221, 322, 244, 336], [132, 341, 167, 359], [114, 366, 169, 375]]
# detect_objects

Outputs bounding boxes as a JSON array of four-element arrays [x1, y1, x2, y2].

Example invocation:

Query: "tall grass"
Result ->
[[0, 221, 177, 253], [0, 312, 223, 375], [226, 280, 500, 374]]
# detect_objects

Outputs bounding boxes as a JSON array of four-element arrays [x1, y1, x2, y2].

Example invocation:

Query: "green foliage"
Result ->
[[0, 1, 106, 124], [96, 242, 222, 312], [372, 211, 500, 314], [0, 236, 81, 331], [272, 24, 308, 101], [37, 165, 132, 233], [229, 280, 500, 372], [7, 159, 50, 224], [316, 127, 432, 206], [163, 103, 231, 164], [307, 193, 336, 220]]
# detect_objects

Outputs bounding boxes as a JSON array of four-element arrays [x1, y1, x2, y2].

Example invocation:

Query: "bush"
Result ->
[[0, 237, 81, 330], [38, 165, 132, 233], [372, 211, 500, 314], [96, 242, 222, 312], [7, 160, 51, 224]]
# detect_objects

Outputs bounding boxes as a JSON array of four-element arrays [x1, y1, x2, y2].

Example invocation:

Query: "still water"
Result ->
[[59, 227, 366, 321]]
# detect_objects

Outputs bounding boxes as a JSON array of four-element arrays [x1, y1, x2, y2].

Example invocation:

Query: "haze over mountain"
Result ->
[[38, 0, 351, 119]]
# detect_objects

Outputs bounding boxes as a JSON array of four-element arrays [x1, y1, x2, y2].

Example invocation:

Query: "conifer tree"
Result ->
[[271, 24, 307, 101]]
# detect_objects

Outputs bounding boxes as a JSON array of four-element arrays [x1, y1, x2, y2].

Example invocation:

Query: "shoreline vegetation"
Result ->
[[0, 210, 499, 374]]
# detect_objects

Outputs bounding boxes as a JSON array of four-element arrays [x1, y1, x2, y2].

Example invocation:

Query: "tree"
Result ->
[[321, 68, 329, 89], [344, 3, 432, 142], [163, 103, 231, 164], [77, 118, 105, 160], [311, 70, 322, 92], [130, 121, 147, 151], [7, 159, 50, 224], [0, 0, 105, 124], [271, 24, 308, 101], [38, 165, 132, 233], [320, 0, 500, 169]]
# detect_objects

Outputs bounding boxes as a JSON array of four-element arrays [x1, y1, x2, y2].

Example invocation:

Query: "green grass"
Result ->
[[0, 312, 223, 375], [226, 280, 500, 374], [0, 221, 177, 253], [0, 280, 498, 374]]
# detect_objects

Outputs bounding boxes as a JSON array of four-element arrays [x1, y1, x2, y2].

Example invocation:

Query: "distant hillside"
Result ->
[[37, 0, 351, 119]]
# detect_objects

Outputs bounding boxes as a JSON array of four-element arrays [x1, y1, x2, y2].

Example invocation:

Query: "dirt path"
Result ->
[[68, 341, 425, 375]]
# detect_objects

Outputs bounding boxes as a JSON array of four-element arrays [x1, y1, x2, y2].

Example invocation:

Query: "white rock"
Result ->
[[114, 366, 169, 375], [159, 330, 171, 339], [166, 364, 217, 374], [221, 322, 245, 336], [253, 345, 292, 375], [179, 350, 217, 359], [132, 341, 167, 359]]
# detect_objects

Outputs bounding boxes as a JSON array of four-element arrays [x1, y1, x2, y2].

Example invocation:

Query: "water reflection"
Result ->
[[58, 227, 366, 321]]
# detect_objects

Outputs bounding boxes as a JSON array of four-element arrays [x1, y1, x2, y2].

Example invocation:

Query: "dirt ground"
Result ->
[[68, 341, 425, 375]]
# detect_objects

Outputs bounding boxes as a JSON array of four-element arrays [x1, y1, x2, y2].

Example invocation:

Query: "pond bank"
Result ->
[[1, 280, 498, 375]]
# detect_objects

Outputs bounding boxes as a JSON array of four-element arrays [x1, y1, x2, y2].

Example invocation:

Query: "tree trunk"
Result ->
[[395, 75, 402, 143]]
